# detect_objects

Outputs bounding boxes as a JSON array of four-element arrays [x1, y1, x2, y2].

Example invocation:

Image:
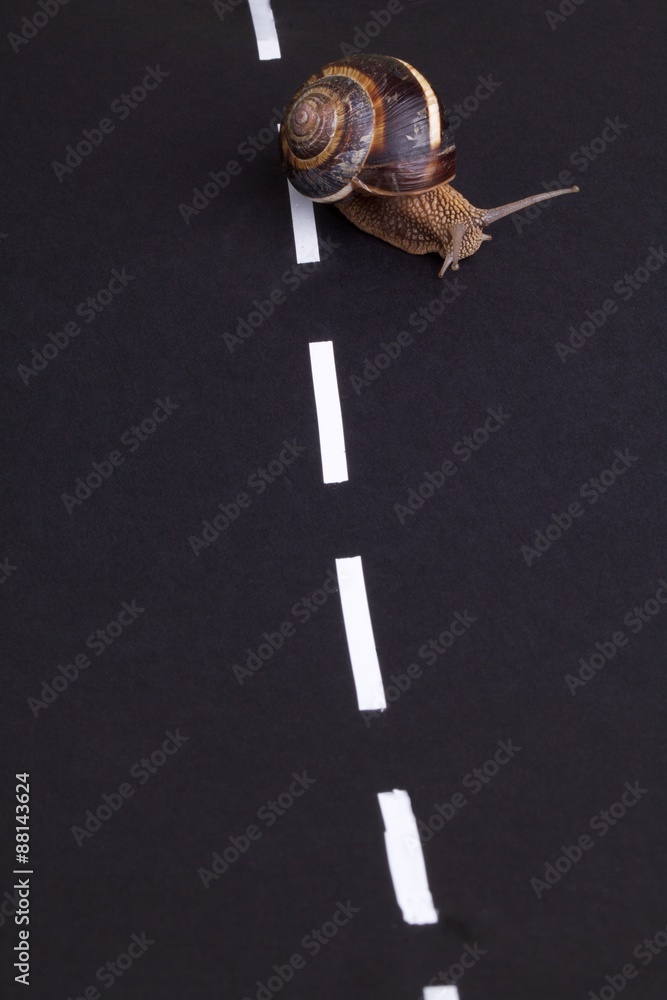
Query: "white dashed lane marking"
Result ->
[[277, 126, 320, 263], [335, 556, 386, 711], [377, 789, 438, 925], [287, 181, 320, 263], [309, 342, 348, 484], [248, 0, 281, 60]]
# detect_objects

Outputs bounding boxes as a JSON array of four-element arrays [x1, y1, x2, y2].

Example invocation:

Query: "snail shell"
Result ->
[[280, 54, 456, 203]]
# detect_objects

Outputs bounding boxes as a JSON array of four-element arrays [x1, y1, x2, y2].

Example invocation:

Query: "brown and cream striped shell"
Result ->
[[279, 54, 456, 203]]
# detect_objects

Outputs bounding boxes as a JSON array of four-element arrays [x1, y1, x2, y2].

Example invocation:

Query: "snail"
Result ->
[[279, 54, 579, 277]]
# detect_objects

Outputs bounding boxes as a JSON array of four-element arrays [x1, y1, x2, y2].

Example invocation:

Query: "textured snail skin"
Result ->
[[336, 184, 487, 277], [335, 181, 580, 276]]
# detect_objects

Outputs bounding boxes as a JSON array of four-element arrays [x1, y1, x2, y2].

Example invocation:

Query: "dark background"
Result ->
[[2, 0, 666, 998]]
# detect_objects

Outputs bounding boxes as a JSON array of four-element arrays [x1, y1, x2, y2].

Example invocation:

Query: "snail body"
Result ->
[[336, 184, 489, 275], [280, 55, 578, 277]]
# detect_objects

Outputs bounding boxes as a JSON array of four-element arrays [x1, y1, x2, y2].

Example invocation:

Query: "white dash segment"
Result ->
[[247, 0, 281, 60], [278, 125, 319, 263], [423, 988, 460, 1000], [287, 181, 320, 263], [336, 556, 386, 711], [377, 789, 438, 925], [309, 342, 348, 484]]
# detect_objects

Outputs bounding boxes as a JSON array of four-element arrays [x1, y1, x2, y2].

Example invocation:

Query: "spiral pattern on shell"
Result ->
[[280, 54, 456, 203]]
